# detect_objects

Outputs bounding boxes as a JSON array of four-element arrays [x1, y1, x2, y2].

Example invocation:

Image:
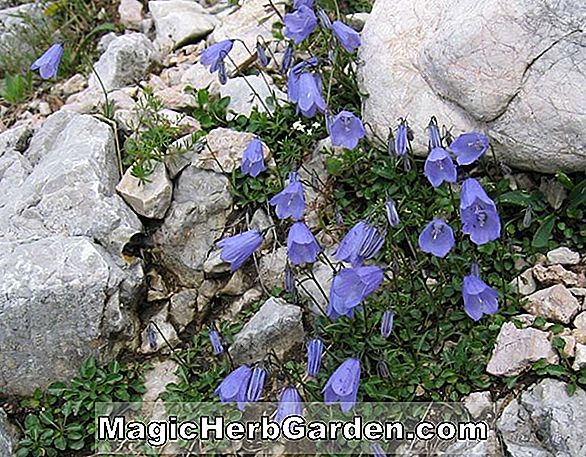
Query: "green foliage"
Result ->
[[0, 72, 32, 104], [16, 358, 144, 457]]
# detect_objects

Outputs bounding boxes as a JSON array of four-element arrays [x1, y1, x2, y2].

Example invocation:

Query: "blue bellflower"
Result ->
[[214, 365, 252, 411], [217, 229, 263, 272], [394, 120, 409, 156], [256, 41, 270, 67], [307, 338, 324, 377], [335, 221, 383, 266], [385, 199, 400, 227], [295, 72, 326, 117], [269, 172, 305, 220], [287, 222, 321, 265], [418, 219, 455, 258], [246, 366, 267, 402], [281, 43, 294, 73], [275, 386, 303, 425], [380, 309, 394, 338], [293, 0, 314, 8], [462, 264, 499, 321], [284, 5, 317, 44], [31, 43, 64, 80], [200, 40, 234, 73], [328, 110, 366, 150], [427, 119, 442, 149], [323, 358, 361, 413], [460, 178, 501, 245], [424, 147, 457, 188], [316, 7, 332, 29], [331, 21, 361, 52], [208, 329, 224, 355], [241, 138, 266, 177], [287, 58, 319, 103], [449, 132, 490, 166], [328, 266, 384, 319], [285, 264, 296, 295], [371, 443, 388, 457]]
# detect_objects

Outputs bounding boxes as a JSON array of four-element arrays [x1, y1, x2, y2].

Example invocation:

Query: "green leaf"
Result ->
[[532, 215, 555, 248], [498, 191, 532, 207]]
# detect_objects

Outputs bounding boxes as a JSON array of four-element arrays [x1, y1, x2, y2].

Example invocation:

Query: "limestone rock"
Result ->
[[149, 0, 218, 51], [547, 247, 580, 266], [573, 344, 586, 371], [203, 248, 231, 275], [575, 311, 586, 330], [152, 165, 232, 286], [140, 307, 179, 354], [169, 289, 197, 332], [116, 161, 173, 219], [497, 379, 586, 457], [119, 0, 143, 30], [0, 408, 17, 457], [142, 359, 179, 404], [487, 322, 558, 376], [195, 127, 271, 173], [298, 252, 339, 315], [359, 0, 586, 172], [510, 268, 536, 296], [532, 264, 581, 287], [219, 75, 286, 119], [89, 33, 159, 91], [464, 391, 494, 419], [222, 288, 263, 321], [220, 270, 252, 296], [259, 247, 287, 291], [229, 297, 303, 364], [524, 284, 580, 324]]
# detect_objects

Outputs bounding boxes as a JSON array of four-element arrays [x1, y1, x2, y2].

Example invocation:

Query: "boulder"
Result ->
[[497, 379, 586, 457], [229, 297, 304, 364], [219, 75, 286, 119], [89, 33, 159, 91], [0, 112, 143, 395], [119, 0, 143, 30], [547, 247, 580, 266], [0, 408, 17, 457], [359, 0, 586, 172], [486, 322, 558, 376], [152, 165, 232, 286], [524, 284, 580, 324]]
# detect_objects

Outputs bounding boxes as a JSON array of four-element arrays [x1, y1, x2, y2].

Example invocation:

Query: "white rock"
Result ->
[[547, 246, 580, 266], [524, 284, 580, 324], [463, 391, 494, 419], [574, 311, 586, 330], [180, 62, 220, 94], [169, 289, 197, 331], [259, 247, 287, 291], [119, 0, 143, 30], [219, 75, 286, 119], [573, 344, 586, 371], [359, 0, 586, 172], [149, 0, 218, 51], [194, 127, 271, 173], [116, 161, 173, 219], [532, 264, 581, 287], [487, 322, 559, 376], [90, 33, 159, 91], [509, 268, 536, 296], [229, 297, 304, 364]]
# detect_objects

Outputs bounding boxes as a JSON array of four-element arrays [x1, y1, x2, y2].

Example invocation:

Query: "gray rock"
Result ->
[[0, 112, 144, 395], [510, 268, 536, 296], [219, 75, 286, 119], [532, 264, 581, 287], [203, 248, 231, 275], [165, 133, 203, 179], [89, 33, 159, 91], [359, 0, 586, 172], [119, 0, 143, 30], [222, 288, 262, 321], [497, 379, 586, 457], [575, 312, 586, 330], [0, 121, 34, 153], [441, 430, 504, 457], [116, 161, 173, 219], [524, 284, 580, 324], [195, 127, 271, 174], [229, 297, 304, 365], [140, 307, 179, 354], [169, 289, 197, 332], [298, 252, 338, 315], [152, 165, 232, 287], [573, 343, 586, 371], [547, 247, 580, 266], [259, 247, 287, 291], [0, 408, 17, 457], [220, 269, 252, 296], [149, 0, 218, 51], [464, 391, 494, 419], [486, 322, 558, 377], [0, 236, 142, 395], [540, 177, 568, 210]]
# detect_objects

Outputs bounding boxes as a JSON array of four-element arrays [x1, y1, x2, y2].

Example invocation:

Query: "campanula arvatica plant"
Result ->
[[215, 365, 252, 410], [293, 0, 314, 8], [424, 147, 457, 188], [427, 118, 443, 149], [275, 387, 303, 425], [328, 110, 366, 150], [292, 72, 327, 117], [316, 7, 332, 29], [331, 20, 361, 53], [371, 442, 388, 457], [449, 132, 490, 166], [287, 57, 319, 102], [385, 198, 400, 227], [208, 329, 224, 355], [335, 221, 383, 266], [287, 222, 321, 265], [246, 366, 267, 402], [269, 172, 305, 220], [393, 119, 409, 156], [327, 266, 384, 319], [460, 178, 501, 245], [284, 5, 317, 44], [31, 43, 64, 80], [200, 40, 233, 73], [241, 138, 266, 177], [380, 309, 394, 338], [418, 219, 456, 258], [323, 358, 361, 412], [462, 264, 499, 321], [307, 338, 324, 377], [217, 229, 263, 272]]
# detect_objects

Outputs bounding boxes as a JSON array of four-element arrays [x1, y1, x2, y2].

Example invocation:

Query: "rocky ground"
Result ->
[[1, 0, 586, 457]]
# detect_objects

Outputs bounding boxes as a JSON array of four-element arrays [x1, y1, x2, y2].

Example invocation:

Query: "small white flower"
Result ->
[[293, 120, 306, 132], [312, 122, 321, 129]]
